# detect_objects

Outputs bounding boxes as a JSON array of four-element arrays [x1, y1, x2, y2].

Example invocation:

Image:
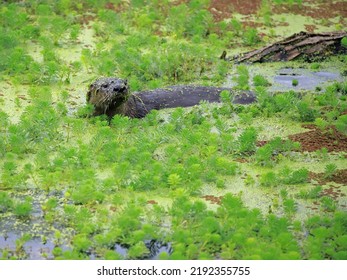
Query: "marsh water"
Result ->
[[272, 68, 343, 91]]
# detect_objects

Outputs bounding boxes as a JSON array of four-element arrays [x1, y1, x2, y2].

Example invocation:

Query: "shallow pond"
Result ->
[[272, 68, 343, 91]]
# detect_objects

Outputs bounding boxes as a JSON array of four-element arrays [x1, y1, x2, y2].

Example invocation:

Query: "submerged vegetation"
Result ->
[[0, 1, 346, 260]]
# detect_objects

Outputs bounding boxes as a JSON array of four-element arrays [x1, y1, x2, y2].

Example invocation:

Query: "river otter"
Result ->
[[87, 77, 256, 118]]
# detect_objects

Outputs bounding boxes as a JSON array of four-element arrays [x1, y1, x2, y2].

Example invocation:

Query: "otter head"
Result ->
[[87, 77, 129, 115]]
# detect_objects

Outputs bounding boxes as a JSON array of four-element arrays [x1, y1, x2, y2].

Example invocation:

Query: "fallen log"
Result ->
[[230, 31, 347, 63]]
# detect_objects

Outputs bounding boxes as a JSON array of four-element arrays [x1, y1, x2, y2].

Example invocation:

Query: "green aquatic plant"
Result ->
[[166, 2, 213, 39], [324, 163, 337, 179], [315, 147, 329, 161], [260, 171, 278, 187], [1, 159, 28, 189], [257, 90, 299, 116], [260, 167, 309, 187], [71, 181, 105, 205], [281, 167, 309, 185], [220, 90, 232, 104], [297, 185, 322, 199], [341, 37, 347, 49], [15, 100, 61, 145], [230, 18, 242, 36], [0, 110, 9, 130], [15, 233, 31, 256], [243, 28, 261, 46], [167, 173, 182, 188], [42, 197, 58, 212], [256, 137, 291, 166], [314, 117, 328, 132], [52, 247, 63, 258], [127, 242, 150, 259], [72, 234, 92, 252], [255, 144, 274, 166], [216, 178, 226, 189], [304, 212, 347, 259], [310, 62, 321, 70], [5, 47, 34, 75], [320, 196, 336, 212], [238, 127, 257, 154], [211, 157, 238, 176], [315, 85, 337, 106], [233, 65, 250, 90], [103, 250, 123, 260], [283, 198, 297, 216], [13, 197, 32, 218], [253, 74, 271, 87], [259, 0, 273, 27], [296, 101, 317, 122], [0, 191, 13, 212], [335, 115, 347, 135], [70, 24, 80, 41]]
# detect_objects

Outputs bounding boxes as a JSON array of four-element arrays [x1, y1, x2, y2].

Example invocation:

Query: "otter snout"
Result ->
[[104, 78, 128, 95], [87, 77, 130, 115]]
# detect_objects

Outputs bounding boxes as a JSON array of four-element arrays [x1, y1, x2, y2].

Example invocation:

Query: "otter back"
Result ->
[[126, 86, 256, 118]]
